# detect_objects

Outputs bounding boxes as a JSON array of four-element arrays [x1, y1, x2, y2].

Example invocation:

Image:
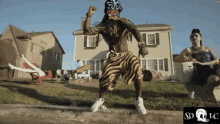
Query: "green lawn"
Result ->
[[0, 78, 219, 111]]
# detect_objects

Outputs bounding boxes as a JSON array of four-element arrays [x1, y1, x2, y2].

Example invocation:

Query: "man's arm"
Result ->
[[121, 18, 143, 44], [83, 6, 104, 35], [121, 18, 148, 57]]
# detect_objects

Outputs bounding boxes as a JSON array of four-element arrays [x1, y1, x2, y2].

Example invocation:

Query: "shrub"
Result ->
[[91, 73, 99, 79]]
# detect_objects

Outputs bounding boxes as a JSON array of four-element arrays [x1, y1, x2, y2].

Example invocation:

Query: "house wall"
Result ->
[[0, 27, 25, 78], [74, 30, 173, 77], [74, 35, 109, 61], [21, 33, 63, 78]]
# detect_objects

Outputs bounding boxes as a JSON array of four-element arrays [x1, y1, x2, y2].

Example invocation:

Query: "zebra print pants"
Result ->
[[99, 51, 143, 90]]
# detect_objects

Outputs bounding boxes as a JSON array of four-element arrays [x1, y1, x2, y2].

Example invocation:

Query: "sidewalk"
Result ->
[[0, 104, 183, 124]]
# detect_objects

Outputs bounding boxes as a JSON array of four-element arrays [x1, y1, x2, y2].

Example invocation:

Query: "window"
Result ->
[[81, 59, 101, 74], [32, 43, 44, 55], [141, 33, 157, 45], [148, 59, 157, 71], [89, 60, 95, 74], [87, 36, 96, 47], [142, 59, 147, 70], [158, 59, 164, 71], [47, 50, 53, 56], [84, 35, 100, 48], [141, 58, 168, 71], [54, 52, 60, 60], [148, 34, 155, 45]]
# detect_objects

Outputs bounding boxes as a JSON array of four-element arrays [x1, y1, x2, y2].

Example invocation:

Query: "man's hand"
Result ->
[[138, 43, 148, 58], [87, 6, 97, 17]]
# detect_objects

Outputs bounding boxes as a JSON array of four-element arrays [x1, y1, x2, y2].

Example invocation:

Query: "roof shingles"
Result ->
[[0, 25, 65, 54]]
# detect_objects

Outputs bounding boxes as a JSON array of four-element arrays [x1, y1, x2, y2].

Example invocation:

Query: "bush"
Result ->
[[91, 73, 99, 79]]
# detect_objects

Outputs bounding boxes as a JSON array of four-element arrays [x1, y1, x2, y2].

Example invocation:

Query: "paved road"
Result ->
[[0, 104, 183, 124], [0, 114, 84, 124]]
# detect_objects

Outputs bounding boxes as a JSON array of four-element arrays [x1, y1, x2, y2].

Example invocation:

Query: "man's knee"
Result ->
[[207, 75, 219, 85]]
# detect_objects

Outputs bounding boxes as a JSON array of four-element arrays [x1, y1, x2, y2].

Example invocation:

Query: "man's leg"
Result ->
[[99, 86, 108, 98], [91, 83, 108, 112], [131, 54, 147, 114], [133, 77, 147, 114], [134, 78, 143, 100]]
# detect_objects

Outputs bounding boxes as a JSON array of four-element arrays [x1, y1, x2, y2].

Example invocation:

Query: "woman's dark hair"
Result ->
[[190, 29, 203, 45]]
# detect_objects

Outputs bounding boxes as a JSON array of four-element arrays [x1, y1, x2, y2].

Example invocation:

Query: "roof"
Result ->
[[135, 24, 172, 28], [9, 25, 28, 56], [0, 25, 65, 54], [73, 23, 174, 35], [23, 31, 65, 54]]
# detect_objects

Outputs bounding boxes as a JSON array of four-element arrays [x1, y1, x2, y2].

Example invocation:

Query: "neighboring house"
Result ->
[[0, 25, 65, 78], [173, 54, 180, 76], [73, 17, 174, 77]]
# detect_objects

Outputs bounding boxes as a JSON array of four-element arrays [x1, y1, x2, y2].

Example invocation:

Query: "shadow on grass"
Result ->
[[1, 79, 55, 85], [64, 83, 188, 99], [0, 83, 138, 109], [0, 83, 73, 105], [2, 80, 32, 85]]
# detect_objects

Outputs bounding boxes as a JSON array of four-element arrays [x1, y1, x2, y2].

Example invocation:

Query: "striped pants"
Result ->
[[99, 51, 143, 90]]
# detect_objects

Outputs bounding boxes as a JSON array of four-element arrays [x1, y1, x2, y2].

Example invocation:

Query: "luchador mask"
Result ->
[[104, 0, 123, 20], [106, 9, 120, 20]]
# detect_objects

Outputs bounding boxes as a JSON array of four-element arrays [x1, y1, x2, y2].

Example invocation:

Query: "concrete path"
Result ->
[[0, 104, 183, 124]]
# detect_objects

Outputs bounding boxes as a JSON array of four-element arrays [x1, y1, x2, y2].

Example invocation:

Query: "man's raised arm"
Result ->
[[83, 6, 103, 35]]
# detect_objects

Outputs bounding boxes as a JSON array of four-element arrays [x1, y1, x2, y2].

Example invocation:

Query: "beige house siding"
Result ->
[[22, 33, 63, 78], [74, 35, 109, 61], [0, 26, 27, 78], [74, 28, 174, 77], [0, 25, 65, 78]]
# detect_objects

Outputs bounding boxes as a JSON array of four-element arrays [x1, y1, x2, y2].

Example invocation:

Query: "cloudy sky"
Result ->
[[0, 0, 219, 69]]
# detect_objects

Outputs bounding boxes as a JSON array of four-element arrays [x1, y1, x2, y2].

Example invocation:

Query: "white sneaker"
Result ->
[[134, 97, 147, 114], [91, 98, 105, 112]]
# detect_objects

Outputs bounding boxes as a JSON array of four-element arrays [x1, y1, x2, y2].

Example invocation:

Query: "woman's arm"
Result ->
[[173, 47, 193, 62], [201, 47, 219, 65]]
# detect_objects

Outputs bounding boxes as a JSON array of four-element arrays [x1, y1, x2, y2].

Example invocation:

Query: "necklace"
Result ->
[[192, 46, 202, 51]]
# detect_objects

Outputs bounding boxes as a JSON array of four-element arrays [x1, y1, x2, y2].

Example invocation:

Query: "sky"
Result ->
[[0, 0, 219, 70]]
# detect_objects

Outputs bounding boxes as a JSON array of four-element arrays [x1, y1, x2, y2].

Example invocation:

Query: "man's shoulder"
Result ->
[[120, 18, 135, 25], [120, 17, 129, 21]]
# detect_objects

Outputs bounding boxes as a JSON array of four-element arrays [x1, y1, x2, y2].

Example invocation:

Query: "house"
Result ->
[[0, 25, 65, 78], [73, 18, 174, 77]]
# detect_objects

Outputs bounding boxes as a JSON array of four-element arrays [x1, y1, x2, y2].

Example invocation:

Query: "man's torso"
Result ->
[[100, 20, 130, 53]]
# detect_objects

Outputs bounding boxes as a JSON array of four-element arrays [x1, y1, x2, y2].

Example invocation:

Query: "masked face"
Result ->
[[106, 9, 120, 20]]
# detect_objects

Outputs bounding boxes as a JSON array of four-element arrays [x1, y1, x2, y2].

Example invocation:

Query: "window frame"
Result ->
[[81, 59, 102, 74], [54, 52, 60, 61], [47, 50, 53, 56], [31, 43, 44, 55], [141, 32, 156, 45], [140, 58, 165, 72], [87, 36, 97, 48]]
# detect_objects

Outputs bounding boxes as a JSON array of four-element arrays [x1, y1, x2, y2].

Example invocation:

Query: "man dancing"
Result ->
[[84, 0, 148, 114]]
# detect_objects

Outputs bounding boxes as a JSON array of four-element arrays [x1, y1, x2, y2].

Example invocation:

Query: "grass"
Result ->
[[0, 78, 220, 111]]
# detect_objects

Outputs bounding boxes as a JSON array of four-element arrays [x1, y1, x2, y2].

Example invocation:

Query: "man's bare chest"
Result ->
[[102, 26, 127, 44]]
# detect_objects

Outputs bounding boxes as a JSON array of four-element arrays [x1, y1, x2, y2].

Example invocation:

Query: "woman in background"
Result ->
[[174, 29, 220, 102]]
